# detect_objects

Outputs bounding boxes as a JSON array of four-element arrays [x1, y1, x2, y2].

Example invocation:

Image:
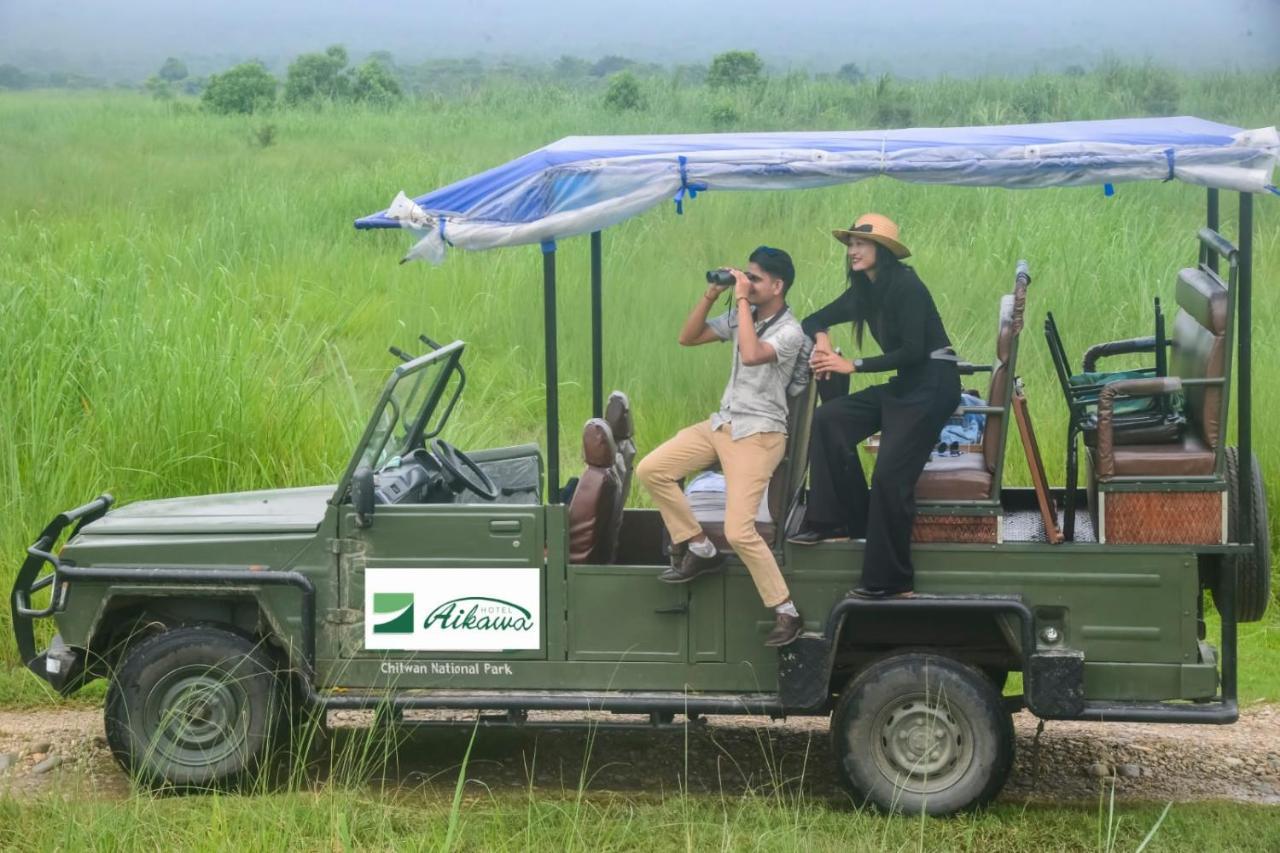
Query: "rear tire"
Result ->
[[105, 626, 279, 790], [1216, 447, 1271, 623], [831, 653, 1014, 815]]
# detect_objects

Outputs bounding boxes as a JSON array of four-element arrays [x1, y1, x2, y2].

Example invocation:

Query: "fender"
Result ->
[[29, 565, 316, 692], [778, 593, 1037, 712]]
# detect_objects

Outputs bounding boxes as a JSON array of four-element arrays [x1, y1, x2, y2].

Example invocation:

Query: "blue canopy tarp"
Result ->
[[356, 117, 1278, 261]]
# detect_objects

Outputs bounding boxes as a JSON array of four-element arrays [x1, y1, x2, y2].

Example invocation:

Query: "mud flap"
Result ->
[[1026, 649, 1085, 718], [777, 634, 833, 711]]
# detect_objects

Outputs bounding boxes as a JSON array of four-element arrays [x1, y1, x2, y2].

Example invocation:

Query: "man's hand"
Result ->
[[704, 282, 730, 302], [681, 277, 731, 346], [810, 349, 855, 376], [730, 268, 752, 301]]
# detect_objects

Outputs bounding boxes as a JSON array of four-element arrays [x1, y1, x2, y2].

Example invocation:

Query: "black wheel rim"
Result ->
[[869, 690, 975, 796], [141, 664, 253, 772]]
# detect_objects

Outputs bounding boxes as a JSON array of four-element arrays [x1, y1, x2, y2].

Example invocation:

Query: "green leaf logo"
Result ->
[[372, 592, 415, 634]]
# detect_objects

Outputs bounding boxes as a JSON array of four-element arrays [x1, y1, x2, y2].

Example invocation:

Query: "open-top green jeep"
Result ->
[[12, 117, 1275, 814]]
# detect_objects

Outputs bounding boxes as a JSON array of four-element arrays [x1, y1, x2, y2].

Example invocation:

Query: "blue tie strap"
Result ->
[[673, 155, 708, 215]]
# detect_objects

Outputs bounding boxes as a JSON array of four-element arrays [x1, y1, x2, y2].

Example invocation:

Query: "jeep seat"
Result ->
[[701, 380, 817, 550], [916, 280, 1026, 501], [604, 391, 637, 499], [567, 419, 623, 564], [1091, 267, 1228, 480]]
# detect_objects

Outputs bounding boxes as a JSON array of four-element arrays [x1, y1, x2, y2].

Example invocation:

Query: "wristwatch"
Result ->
[[853, 358, 864, 370]]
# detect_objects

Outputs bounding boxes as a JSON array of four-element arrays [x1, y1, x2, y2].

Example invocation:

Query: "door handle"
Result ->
[[654, 602, 689, 615], [489, 519, 522, 535]]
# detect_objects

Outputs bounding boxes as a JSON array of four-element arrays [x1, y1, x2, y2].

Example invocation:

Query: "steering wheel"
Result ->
[[431, 439, 500, 501]]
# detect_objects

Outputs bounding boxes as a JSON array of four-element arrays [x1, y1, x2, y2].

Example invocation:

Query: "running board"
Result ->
[[306, 686, 786, 716], [1070, 699, 1238, 724], [369, 710, 712, 732]]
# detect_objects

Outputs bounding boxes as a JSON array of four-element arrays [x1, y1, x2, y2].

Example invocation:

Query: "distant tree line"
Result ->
[[0, 47, 1219, 125]]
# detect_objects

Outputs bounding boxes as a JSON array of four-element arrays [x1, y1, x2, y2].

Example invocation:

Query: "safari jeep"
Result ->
[[12, 118, 1275, 815]]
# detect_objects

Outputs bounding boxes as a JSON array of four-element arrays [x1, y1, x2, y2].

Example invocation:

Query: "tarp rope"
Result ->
[[672, 155, 707, 215]]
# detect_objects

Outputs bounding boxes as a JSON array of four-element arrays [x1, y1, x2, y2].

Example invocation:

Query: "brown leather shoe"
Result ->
[[658, 548, 726, 583], [764, 610, 803, 647]]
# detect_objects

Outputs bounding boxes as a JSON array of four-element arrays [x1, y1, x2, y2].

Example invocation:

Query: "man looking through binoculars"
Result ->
[[635, 246, 808, 647]]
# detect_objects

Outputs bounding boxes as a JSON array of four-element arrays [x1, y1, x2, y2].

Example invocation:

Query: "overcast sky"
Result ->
[[1, 0, 1276, 79]]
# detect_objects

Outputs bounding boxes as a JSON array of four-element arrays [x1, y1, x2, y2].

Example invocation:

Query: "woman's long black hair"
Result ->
[[848, 242, 909, 349]]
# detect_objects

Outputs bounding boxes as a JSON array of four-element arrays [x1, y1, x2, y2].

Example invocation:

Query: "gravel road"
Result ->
[[1, 705, 1276, 804]]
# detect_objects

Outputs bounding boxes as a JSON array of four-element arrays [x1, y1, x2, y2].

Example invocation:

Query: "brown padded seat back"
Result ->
[[982, 291, 1023, 474], [1171, 268, 1228, 448], [567, 419, 622, 564], [604, 391, 637, 498], [768, 381, 817, 524]]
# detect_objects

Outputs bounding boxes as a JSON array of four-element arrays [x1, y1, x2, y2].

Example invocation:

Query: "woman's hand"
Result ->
[[810, 350, 855, 376], [810, 332, 836, 380]]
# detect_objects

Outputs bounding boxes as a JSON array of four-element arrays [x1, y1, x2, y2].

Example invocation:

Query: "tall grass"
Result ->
[[0, 785, 1274, 850], [0, 69, 1278, 670]]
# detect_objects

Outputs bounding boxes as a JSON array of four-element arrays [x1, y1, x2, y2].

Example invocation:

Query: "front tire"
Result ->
[[831, 653, 1014, 815], [105, 626, 280, 789]]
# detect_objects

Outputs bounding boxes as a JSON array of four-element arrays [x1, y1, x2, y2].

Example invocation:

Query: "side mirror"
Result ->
[[352, 465, 375, 528]]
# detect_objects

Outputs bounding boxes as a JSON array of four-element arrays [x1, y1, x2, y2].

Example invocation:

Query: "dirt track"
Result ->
[[1, 705, 1277, 804]]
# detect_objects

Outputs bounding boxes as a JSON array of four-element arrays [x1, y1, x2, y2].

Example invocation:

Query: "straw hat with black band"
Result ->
[[832, 213, 911, 259]]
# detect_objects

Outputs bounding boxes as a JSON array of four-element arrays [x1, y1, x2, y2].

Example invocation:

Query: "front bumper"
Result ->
[[10, 494, 113, 691]]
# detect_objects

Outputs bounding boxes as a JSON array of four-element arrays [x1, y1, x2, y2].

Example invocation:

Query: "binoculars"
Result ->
[[705, 269, 735, 287]]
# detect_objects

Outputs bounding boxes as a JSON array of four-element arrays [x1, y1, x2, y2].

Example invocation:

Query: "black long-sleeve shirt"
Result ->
[[801, 268, 952, 375]]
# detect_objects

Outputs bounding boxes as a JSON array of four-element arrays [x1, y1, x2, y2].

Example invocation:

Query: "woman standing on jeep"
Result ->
[[789, 213, 961, 598]]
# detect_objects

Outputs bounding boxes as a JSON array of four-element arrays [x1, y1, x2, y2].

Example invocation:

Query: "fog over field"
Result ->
[[1, 0, 1276, 81]]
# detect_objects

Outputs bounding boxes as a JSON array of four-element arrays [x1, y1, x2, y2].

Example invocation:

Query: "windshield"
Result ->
[[359, 359, 441, 470], [333, 340, 465, 502]]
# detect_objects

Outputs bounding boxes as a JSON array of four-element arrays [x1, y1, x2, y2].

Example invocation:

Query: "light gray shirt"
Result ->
[[706, 306, 808, 439]]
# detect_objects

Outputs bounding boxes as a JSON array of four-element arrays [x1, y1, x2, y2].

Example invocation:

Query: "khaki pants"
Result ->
[[636, 421, 789, 607]]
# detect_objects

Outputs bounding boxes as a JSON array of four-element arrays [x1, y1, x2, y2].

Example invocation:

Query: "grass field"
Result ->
[[1, 68, 1279, 847], [2, 791, 1279, 852]]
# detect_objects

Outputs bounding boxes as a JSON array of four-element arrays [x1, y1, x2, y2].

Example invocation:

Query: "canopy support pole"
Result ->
[[1220, 190, 1254, 707], [1206, 189, 1220, 274], [1237, 191, 1252, 539], [591, 231, 604, 419], [542, 243, 560, 503]]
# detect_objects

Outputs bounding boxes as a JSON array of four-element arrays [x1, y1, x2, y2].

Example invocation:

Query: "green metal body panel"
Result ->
[[34, 336, 1223, 708], [51, 494, 1215, 702]]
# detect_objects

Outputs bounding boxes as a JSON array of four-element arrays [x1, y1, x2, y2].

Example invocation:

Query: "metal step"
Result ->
[[309, 686, 786, 715], [368, 709, 712, 732]]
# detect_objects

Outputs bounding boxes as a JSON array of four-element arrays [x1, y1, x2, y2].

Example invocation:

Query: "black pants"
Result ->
[[806, 360, 961, 590]]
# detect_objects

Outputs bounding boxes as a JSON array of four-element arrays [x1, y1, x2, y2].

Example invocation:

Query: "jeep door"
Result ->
[[323, 340, 549, 672], [338, 502, 547, 662]]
